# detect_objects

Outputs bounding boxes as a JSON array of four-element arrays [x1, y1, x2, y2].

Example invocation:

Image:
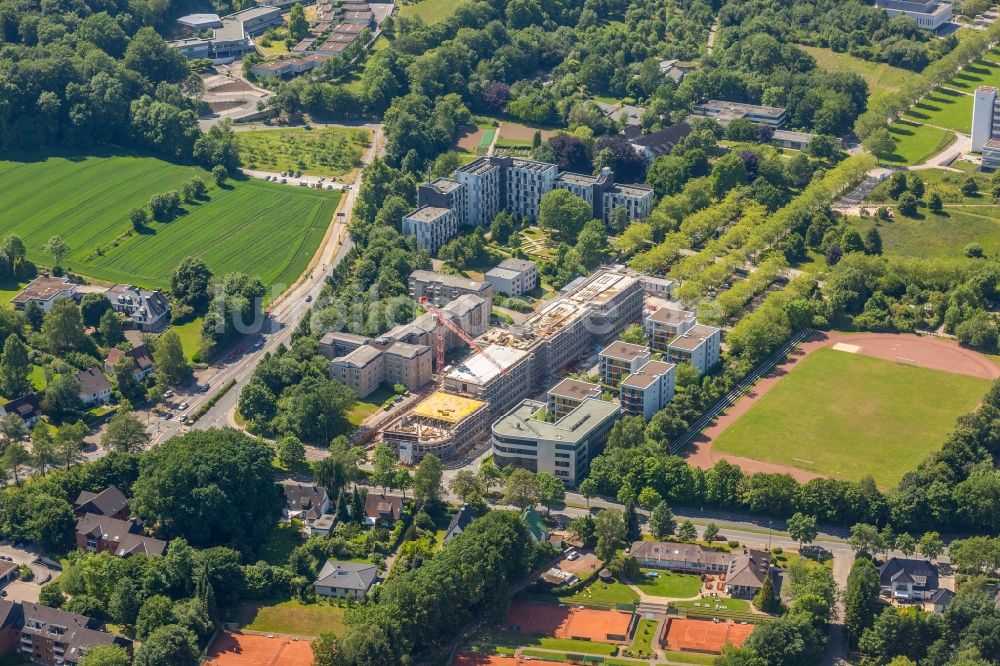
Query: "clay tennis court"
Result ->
[[662, 617, 754, 654], [453, 654, 564, 666], [685, 331, 1000, 481], [505, 601, 633, 643], [204, 631, 314, 666]]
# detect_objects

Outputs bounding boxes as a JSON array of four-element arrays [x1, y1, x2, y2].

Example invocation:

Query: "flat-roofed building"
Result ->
[[546, 378, 602, 420], [666, 323, 721, 374], [11, 277, 77, 312], [603, 183, 654, 224], [177, 13, 223, 28], [485, 258, 537, 297], [383, 294, 488, 349], [877, 0, 952, 29], [329, 339, 432, 398], [772, 129, 817, 151], [383, 391, 488, 463], [418, 178, 467, 226], [645, 307, 696, 351], [505, 158, 557, 221], [972, 86, 1000, 152], [454, 156, 505, 227], [984, 139, 1000, 170], [444, 344, 533, 418], [621, 360, 675, 419], [491, 398, 620, 484], [692, 100, 787, 128], [402, 206, 458, 253], [409, 270, 493, 313], [641, 276, 674, 299], [599, 341, 651, 386]]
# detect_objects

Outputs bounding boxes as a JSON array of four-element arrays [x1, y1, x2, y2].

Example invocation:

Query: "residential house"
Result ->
[[444, 503, 476, 543], [665, 324, 721, 375], [280, 482, 330, 526], [726, 549, 772, 599], [73, 487, 129, 520], [104, 345, 156, 382], [620, 360, 676, 420], [75, 514, 166, 558], [17, 603, 132, 666], [105, 285, 170, 332], [76, 368, 112, 406], [522, 506, 548, 543], [926, 588, 954, 613], [310, 514, 336, 537], [879, 558, 940, 601], [629, 541, 730, 574], [628, 122, 693, 163], [485, 258, 537, 297], [313, 560, 378, 599], [598, 341, 650, 387], [11, 277, 77, 313], [0, 601, 22, 656], [363, 493, 402, 526], [0, 394, 42, 427]]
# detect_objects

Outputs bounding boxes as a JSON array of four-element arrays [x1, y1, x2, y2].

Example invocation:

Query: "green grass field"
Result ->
[[866, 168, 992, 205], [883, 120, 955, 166], [850, 207, 1000, 259], [902, 87, 974, 134], [0, 151, 340, 292], [237, 600, 346, 637], [561, 579, 639, 606], [945, 57, 1000, 91], [633, 570, 702, 599], [473, 632, 618, 656], [237, 126, 370, 178], [713, 348, 992, 486], [258, 522, 306, 566], [797, 45, 921, 92], [398, 0, 465, 23]]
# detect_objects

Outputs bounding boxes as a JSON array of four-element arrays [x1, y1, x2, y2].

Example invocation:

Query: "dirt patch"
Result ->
[[683, 331, 1000, 481], [500, 122, 555, 142], [455, 125, 486, 151], [557, 552, 601, 576], [209, 80, 260, 94]]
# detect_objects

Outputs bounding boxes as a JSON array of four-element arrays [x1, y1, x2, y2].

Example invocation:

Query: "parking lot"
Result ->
[[0, 543, 59, 604]]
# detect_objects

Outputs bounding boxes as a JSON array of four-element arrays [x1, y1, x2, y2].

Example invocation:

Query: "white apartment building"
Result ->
[[598, 341, 651, 386], [666, 324, 722, 374], [620, 360, 676, 420], [402, 206, 458, 253], [645, 307, 696, 352], [603, 183, 654, 224], [417, 178, 467, 227], [972, 86, 1000, 153], [505, 159, 558, 220], [491, 397, 621, 484], [454, 157, 504, 227], [485, 258, 537, 296]]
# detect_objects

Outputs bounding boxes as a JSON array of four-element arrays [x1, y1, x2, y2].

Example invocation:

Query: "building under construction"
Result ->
[[382, 391, 488, 464], [443, 344, 534, 420]]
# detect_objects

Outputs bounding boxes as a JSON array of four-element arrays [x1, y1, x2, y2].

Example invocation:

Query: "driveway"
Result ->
[[0, 542, 60, 603]]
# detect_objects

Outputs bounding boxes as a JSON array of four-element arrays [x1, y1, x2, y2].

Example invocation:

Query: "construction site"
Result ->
[[382, 391, 488, 464]]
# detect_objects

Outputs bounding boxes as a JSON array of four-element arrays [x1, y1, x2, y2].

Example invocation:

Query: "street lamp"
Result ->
[[767, 520, 773, 551]]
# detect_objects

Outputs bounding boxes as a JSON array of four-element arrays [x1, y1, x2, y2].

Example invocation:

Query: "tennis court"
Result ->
[[453, 654, 564, 666], [204, 631, 315, 666], [662, 617, 754, 654], [505, 601, 634, 644]]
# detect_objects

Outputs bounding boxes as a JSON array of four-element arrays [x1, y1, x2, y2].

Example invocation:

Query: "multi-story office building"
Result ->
[[692, 100, 788, 127], [505, 159, 558, 220], [491, 397, 620, 484], [485, 258, 537, 296], [645, 307, 696, 351], [408, 270, 493, 313], [418, 178, 467, 226], [972, 86, 1000, 152], [620, 360, 676, 419], [546, 378, 603, 420], [401, 206, 458, 253], [454, 157, 505, 227], [876, 0, 952, 30], [598, 341, 651, 386], [666, 324, 722, 374]]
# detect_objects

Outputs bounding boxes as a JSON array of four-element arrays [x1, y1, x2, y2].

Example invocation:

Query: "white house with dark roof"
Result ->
[[313, 560, 378, 599], [620, 360, 676, 419], [666, 324, 721, 375], [280, 482, 330, 526], [879, 558, 940, 601], [77, 368, 112, 406], [105, 285, 170, 332], [444, 503, 476, 543]]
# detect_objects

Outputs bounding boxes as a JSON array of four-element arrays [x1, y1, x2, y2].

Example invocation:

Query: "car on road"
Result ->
[[383, 404, 393, 411], [178, 402, 189, 411], [305, 294, 313, 302], [200, 384, 210, 393], [179, 415, 189, 423], [253, 338, 264, 349], [394, 395, 404, 403]]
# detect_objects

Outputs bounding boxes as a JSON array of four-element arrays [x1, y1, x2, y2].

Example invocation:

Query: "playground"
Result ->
[[661, 617, 755, 654], [204, 631, 315, 666], [505, 601, 634, 644]]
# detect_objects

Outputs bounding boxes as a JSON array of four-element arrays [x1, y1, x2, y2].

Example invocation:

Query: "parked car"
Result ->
[[200, 384, 210, 393], [178, 402, 189, 411], [253, 338, 264, 349], [164, 389, 174, 398], [394, 395, 404, 403], [179, 415, 188, 423]]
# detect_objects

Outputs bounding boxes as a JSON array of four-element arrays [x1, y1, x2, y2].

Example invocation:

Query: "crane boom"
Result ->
[[419, 296, 512, 379]]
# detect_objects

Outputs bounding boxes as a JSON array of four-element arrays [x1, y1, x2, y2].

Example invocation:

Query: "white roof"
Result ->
[[446, 344, 527, 385]]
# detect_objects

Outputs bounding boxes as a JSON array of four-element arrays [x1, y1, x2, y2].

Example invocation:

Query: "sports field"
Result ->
[[205, 632, 314, 666], [237, 126, 370, 177], [663, 618, 754, 654], [712, 348, 992, 486], [0, 152, 340, 292]]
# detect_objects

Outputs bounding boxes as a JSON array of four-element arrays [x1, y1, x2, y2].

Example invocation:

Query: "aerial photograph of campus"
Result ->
[[4, 0, 1000, 663]]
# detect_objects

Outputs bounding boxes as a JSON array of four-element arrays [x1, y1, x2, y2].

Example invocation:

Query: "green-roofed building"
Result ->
[[522, 506, 548, 543]]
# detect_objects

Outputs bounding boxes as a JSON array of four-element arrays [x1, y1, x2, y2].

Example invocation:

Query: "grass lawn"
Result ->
[[662, 651, 719, 665], [902, 87, 974, 134], [237, 126, 370, 178], [849, 207, 1000, 259], [631, 618, 658, 655], [0, 279, 26, 308], [398, 0, 466, 23], [632, 570, 702, 599], [946, 57, 1000, 92], [171, 317, 203, 362], [237, 600, 346, 637], [672, 597, 752, 613], [866, 168, 992, 205], [883, 120, 955, 166], [713, 348, 992, 486], [0, 151, 341, 294], [474, 632, 618, 656], [561, 579, 639, 606], [29, 365, 46, 392], [347, 383, 403, 426], [258, 521, 306, 566], [797, 45, 920, 92]]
